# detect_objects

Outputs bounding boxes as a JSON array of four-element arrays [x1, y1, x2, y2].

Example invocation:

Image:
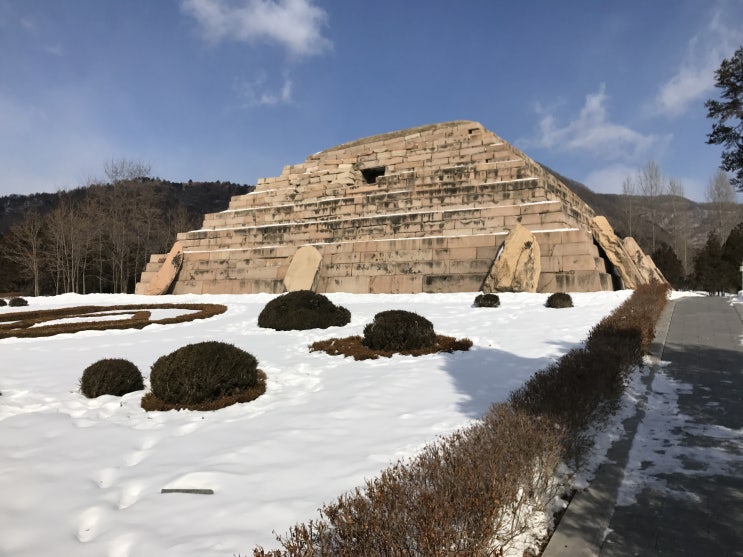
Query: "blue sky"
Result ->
[[1, 0, 741, 201]]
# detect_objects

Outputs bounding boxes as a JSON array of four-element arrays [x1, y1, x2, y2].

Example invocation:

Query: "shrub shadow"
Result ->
[[440, 340, 578, 419]]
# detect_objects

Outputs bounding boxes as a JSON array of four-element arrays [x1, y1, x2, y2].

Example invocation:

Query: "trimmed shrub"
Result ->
[[258, 290, 351, 331], [545, 292, 573, 308], [8, 297, 28, 307], [474, 293, 500, 308], [0, 299, 6, 307], [149, 341, 258, 405], [80, 358, 144, 398], [362, 310, 437, 351]]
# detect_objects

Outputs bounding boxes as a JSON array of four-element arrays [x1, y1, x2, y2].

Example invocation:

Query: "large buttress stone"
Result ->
[[143, 241, 184, 295], [482, 224, 541, 293], [284, 245, 323, 292], [590, 216, 645, 289], [622, 236, 668, 284]]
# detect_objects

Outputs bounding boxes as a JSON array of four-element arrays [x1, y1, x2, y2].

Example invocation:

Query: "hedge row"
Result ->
[[253, 284, 670, 556]]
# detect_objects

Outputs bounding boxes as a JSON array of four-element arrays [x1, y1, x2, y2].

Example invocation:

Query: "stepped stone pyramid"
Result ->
[[136, 121, 662, 295]]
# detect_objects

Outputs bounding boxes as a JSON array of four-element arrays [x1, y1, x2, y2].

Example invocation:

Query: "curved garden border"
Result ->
[[0, 303, 227, 339]]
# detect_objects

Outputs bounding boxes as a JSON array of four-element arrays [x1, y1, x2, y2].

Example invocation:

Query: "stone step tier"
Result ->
[[135, 121, 615, 295], [136, 228, 611, 295]]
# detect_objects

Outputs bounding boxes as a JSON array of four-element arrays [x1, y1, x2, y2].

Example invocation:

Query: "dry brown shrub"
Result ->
[[141, 370, 267, 411], [0, 303, 226, 339], [252, 284, 671, 556], [510, 283, 669, 463], [254, 403, 562, 557], [309, 335, 472, 360]]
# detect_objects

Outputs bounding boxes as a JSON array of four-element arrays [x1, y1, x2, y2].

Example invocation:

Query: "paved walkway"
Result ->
[[543, 295, 743, 557]]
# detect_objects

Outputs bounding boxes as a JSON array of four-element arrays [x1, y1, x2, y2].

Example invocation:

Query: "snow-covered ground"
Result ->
[[0, 290, 632, 557]]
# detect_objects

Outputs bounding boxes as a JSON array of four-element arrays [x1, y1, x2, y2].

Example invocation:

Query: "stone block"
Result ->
[[284, 246, 323, 292], [433, 247, 477, 261], [324, 275, 370, 293], [172, 280, 203, 295], [423, 274, 482, 293], [538, 270, 612, 293]]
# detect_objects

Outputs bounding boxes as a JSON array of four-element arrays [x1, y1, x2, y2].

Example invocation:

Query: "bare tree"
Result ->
[[103, 158, 151, 185], [666, 178, 691, 272], [46, 194, 88, 293], [637, 161, 665, 252], [620, 175, 636, 237], [3, 210, 45, 296], [706, 169, 740, 241]]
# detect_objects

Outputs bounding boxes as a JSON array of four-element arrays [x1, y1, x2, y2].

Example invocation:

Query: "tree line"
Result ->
[[618, 162, 741, 278], [0, 162, 251, 296], [652, 223, 743, 293]]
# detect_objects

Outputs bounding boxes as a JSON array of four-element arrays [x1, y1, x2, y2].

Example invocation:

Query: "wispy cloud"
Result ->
[[234, 71, 293, 106], [43, 44, 63, 57], [652, 7, 743, 117], [524, 84, 665, 161], [181, 0, 331, 58]]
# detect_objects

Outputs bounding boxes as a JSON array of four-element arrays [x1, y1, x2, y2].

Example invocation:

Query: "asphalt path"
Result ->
[[543, 295, 743, 557]]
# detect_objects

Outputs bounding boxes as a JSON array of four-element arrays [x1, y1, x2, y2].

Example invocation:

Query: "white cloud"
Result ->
[[526, 84, 665, 161], [181, 0, 331, 57], [234, 71, 293, 106], [653, 8, 743, 117]]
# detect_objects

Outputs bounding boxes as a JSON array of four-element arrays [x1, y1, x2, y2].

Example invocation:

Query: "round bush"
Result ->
[[546, 292, 573, 308], [362, 310, 437, 351], [258, 290, 351, 331], [150, 341, 258, 405], [0, 299, 6, 307], [474, 293, 500, 308], [80, 358, 144, 398], [8, 297, 28, 307]]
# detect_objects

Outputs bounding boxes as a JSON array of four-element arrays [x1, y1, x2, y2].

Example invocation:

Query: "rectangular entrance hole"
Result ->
[[361, 166, 386, 184]]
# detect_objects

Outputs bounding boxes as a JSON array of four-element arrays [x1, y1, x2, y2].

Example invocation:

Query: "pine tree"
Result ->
[[652, 243, 684, 289]]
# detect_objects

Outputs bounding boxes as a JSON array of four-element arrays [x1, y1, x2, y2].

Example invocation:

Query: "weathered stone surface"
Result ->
[[482, 224, 541, 293], [590, 217, 645, 290], [135, 121, 657, 295], [142, 241, 183, 295], [284, 246, 323, 292], [622, 236, 667, 284]]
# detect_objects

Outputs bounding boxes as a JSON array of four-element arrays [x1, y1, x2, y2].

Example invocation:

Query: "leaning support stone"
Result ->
[[622, 236, 667, 284], [590, 217, 645, 290], [143, 241, 184, 295], [284, 245, 323, 292], [482, 224, 541, 293]]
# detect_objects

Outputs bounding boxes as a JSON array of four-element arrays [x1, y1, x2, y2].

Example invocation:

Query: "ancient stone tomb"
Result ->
[[136, 121, 663, 295]]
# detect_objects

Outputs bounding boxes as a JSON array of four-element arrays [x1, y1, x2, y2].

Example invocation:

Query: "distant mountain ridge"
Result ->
[[541, 165, 731, 257]]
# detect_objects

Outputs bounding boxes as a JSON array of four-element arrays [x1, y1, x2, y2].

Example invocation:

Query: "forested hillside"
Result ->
[[0, 178, 252, 295]]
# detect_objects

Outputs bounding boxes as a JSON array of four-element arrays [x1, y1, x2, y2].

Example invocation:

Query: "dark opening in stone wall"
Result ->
[[361, 166, 386, 184]]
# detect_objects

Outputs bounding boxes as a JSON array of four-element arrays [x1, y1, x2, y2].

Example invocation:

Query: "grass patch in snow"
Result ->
[[309, 334, 473, 360]]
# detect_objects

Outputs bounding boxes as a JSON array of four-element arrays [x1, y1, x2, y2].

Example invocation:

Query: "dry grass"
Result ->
[[309, 334, 473, 360], [0, 303, 227, 339], [141, 370, 267, 412]]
